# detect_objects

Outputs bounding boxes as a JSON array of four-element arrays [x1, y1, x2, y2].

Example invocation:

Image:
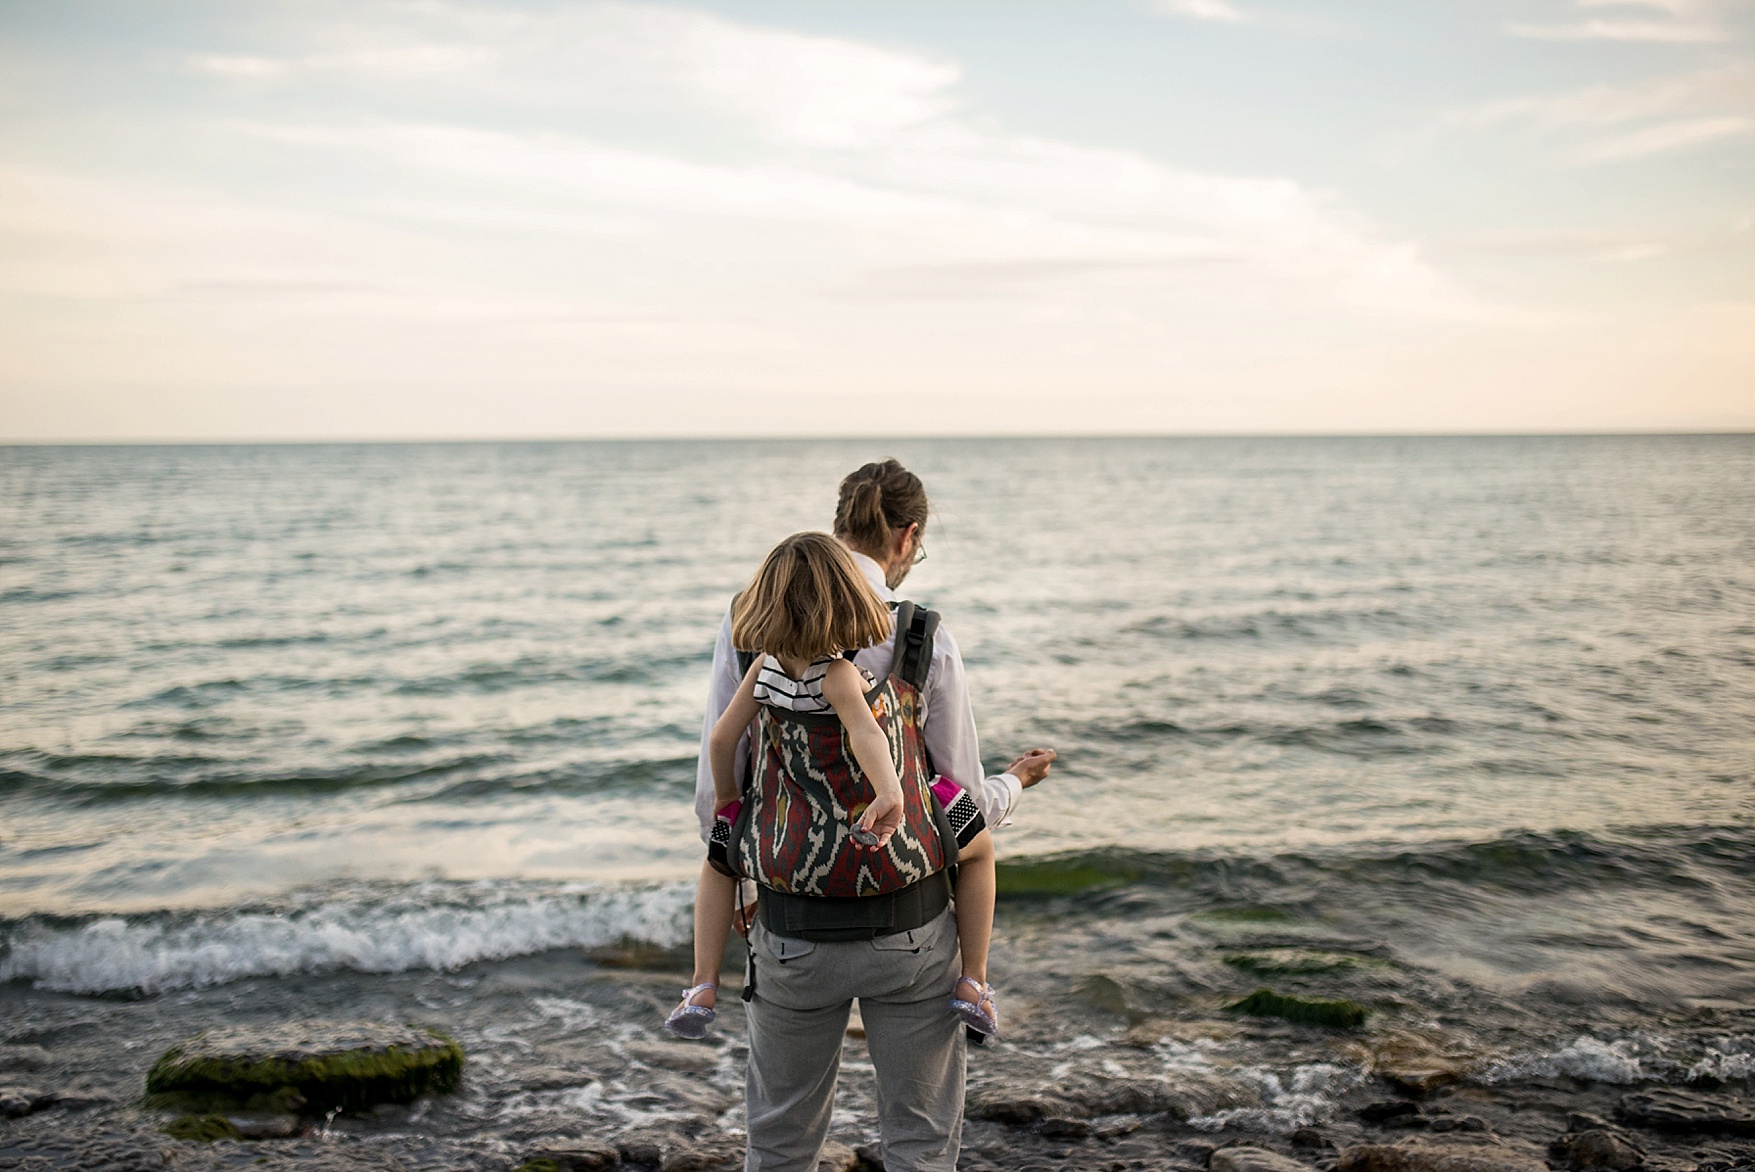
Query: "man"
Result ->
[[693, 458, 1054, 1172]]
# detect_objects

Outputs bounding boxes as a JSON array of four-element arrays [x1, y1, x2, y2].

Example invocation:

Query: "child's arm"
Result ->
[[821, 659, 904, 844], [707, 658, 763, 807]]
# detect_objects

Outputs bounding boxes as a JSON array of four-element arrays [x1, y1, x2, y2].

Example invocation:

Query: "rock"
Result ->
[[1054, 1072, 1259, 1120], [226, 1112, 301, 1139], [1291, 1128, 1330, 1150], [618, 1134, 668, 1166], [817, 1140, 860, 1171], [1426, 1116, 1486, 1134], [624, 1040, 722, 1073], [967, 1093, 1060, 1124], [1382, 1067, 1465, 1096], [1041, 1116, 1093, 1139], [1336, 1142, 1550, 1172], [853, 1144, 884, 1171], [1567, 1113, 1615, 1133], [519, 1145, 621, 1171], [1616, 1089, 1755, 1136], [660, 1136, 744, 1171], [145, 1021, 463, 1114], [1550, 1129, 1645, 1170], [1225, 988, 1370, 1029], [162, 1114, 244, 1141], [1212, 1146, 1319, 1172], [1358, 1100, 1422, 1124], [520, 1064, 598, 1091], [0, 1045, 51, 1072], [49, 1089, 117, 1110], [1095, 1114, 1143, 1138], [0, 1085, 50, 1118]]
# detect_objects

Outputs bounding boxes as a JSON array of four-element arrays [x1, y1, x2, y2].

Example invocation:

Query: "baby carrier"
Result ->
[[727, 601, 961, 944]]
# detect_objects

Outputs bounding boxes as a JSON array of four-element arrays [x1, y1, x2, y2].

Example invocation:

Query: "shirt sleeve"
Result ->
[[695, 608, 748, 846], [921, 621, 1023, 830]]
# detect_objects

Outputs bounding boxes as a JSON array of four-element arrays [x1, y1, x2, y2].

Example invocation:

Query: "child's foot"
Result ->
[[949, 976, 999, 1037], [664, 982, 718, 1040]]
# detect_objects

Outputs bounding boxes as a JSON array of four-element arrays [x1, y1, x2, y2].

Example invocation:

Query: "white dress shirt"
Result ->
[[694, 550, 1023, 845]]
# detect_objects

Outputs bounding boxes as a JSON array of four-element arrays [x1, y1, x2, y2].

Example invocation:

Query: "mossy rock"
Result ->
[[512, 1162, 564, 1172], [163, 1113, 243, 1141], [1221, 949, 1392, 976], [1225, 987, 1370, 1029], [146, 1022, 463, 1115]]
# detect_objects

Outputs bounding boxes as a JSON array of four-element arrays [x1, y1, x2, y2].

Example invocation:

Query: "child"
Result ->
[[665, 531, 1001, 1040]]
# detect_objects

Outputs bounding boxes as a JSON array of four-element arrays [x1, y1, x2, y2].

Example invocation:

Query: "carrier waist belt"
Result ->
[[758, 872, 951, 942]]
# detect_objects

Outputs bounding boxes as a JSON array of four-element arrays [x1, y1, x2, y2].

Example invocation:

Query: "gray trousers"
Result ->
[[744, 908, 964, 1172]]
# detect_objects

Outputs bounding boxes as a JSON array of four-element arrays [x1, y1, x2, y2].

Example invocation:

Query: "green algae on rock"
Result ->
[[1225, 987, 1371, 1029], [1222, 948, 1393, 976], [162, 1114, 243, 1141], [146, 1022, 463, 1115]]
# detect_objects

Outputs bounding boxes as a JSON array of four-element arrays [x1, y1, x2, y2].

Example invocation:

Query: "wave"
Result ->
[[994, 825, 1755, 901], [0, 880, 693, 995]]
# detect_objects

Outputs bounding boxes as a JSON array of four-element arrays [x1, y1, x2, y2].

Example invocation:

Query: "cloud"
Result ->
[[1446, 68, 1755, 162], [1504, 0, 1735, 42], [1571, 113, 1751, 157], [1150, 0, 1251, 23]]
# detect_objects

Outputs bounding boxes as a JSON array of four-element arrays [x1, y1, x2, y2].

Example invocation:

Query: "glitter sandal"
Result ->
[[664, 982, 718, 1039], [949, 976, 999, 1037]]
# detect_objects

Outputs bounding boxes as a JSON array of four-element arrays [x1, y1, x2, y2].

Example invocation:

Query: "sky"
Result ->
[[1, 0, 1751, 440]]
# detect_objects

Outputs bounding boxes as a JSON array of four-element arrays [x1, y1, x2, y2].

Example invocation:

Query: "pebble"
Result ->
[[1212, 1146, 1319, 1172]]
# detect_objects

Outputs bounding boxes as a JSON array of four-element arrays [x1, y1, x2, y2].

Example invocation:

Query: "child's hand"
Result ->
[[854, 790, 904, 848]]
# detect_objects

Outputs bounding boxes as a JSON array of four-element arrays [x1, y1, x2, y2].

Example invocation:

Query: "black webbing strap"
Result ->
[[891, 600, 939, 692], [757, 871, 951, 942]]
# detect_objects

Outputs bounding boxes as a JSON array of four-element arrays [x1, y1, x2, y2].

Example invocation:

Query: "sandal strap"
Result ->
[[681, 982, 718, 1000]]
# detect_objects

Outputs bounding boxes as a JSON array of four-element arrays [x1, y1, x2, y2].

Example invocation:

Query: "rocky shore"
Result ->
[[4, 976, 1752, 1172]]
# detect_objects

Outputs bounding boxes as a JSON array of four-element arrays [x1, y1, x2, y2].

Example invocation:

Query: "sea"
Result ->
[[2, 436, 1752, 1165]]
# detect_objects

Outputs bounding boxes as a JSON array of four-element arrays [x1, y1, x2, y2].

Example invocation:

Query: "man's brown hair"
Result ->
[[731, 532, 892, 662], [833, 459, 930, 556]]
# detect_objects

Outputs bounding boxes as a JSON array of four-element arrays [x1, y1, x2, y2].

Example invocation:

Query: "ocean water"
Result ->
[[2, 436, 1753, 1160]]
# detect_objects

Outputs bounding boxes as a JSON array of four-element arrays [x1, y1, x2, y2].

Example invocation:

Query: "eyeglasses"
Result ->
[[911, 535, 927, 565]]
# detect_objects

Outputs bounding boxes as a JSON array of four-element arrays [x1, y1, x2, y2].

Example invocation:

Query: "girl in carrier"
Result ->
[[664, 531, 1001, 1040]]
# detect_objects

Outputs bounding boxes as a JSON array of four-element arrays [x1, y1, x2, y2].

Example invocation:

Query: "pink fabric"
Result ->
[[929, 776, 963, 806], [715, 798, 742, 823]]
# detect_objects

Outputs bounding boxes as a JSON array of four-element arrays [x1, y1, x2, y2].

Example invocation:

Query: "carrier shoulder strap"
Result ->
[[891, 600, 940, 692]]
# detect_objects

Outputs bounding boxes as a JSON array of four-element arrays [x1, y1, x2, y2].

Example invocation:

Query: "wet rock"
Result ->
[[0, 1085, 51, 1118], [618, 1132, 670, 1166], [518, 1144, 621, 1171], [146, 1021, 463, 1114], [1212, 1146, 1318, 1172], [1358, 1100, 1422, 1124], [817, 1140, 860, 1171], [853, 1144, 884, 1171], [49, 1089, 118, 1110], [660, 1135, 744, 1171], [1550, 1129, 1645, 1170], [225, 1111, 301, 1139], [1616, 1089, 1755, 1136], [0, 1044, 51, 1072], [1041, 1116, 1093, 1139], [1094, 1114, 1143, 1138], [163, 1113, 244, 1141], [1568, 1113, 1615, 1133], [1427, 1116, 1487, 1134], [1291, 1128, 1330, 1150], [1382, 1067, 1465, 1096], [968, 1092, 1061, 1124], [520, 1064, 598, 1091], [1056, 1072, 1259, 1120], [1226, 987, 1370, 1029], [1336, 1141, 1549, 1172], [625, 1040, 722, 1073]]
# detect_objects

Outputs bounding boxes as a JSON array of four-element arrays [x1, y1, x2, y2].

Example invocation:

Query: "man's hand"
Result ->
[[1007, 747, 1057, 788]]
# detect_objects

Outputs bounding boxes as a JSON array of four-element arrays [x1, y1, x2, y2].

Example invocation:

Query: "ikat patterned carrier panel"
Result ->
[[735, 676, 948, 898]]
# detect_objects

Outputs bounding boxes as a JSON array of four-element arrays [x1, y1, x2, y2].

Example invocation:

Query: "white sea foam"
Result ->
[[0, 881, 693, 995], [1190, 1061, 1362, 1134], [1480, 1031, 1755, 1087]]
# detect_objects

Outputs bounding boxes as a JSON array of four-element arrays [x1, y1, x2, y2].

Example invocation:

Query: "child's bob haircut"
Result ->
[[731, 532, 892, 663]]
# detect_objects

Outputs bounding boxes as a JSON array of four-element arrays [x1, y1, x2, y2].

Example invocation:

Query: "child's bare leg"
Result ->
[[954, 829, 996, 1023], [689, 859, 738, 1009]]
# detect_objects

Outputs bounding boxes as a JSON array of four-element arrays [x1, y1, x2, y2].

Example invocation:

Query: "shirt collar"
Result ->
[[849, 550, 897, 605]]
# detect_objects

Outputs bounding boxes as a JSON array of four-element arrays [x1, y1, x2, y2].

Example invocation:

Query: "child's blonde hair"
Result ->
[[731, 532, 892, 662]]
